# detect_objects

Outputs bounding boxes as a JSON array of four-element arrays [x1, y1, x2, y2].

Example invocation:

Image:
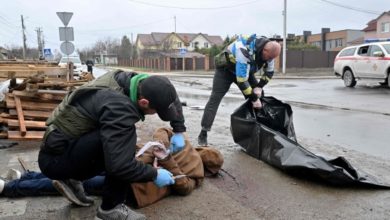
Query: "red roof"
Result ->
[[363, 11, 390, 32]]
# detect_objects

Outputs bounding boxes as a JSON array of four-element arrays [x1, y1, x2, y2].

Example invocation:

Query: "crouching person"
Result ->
[[38, 70, 186, 220]]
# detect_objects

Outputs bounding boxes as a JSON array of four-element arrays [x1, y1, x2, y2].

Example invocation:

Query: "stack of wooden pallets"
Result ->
[[0, 79, 88, 140], [0, 61, 67, 81], [0, 61, 94, 140]]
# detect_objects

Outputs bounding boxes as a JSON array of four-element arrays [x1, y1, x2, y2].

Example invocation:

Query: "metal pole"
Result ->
[[182, 56, 185, 72], [282, 0, 287, 74], [174, 16, 176, 33]]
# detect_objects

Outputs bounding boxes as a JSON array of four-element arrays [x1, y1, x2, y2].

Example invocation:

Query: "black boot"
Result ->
[[53, 179, 94, 207], [198, 130, 208, 146]]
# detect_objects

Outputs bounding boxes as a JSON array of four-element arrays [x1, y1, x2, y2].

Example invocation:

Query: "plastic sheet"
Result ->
[[231, 96, 390, 188]]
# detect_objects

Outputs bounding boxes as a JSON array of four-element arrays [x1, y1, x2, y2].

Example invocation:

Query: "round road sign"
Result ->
[[60, 41, 75, 55]]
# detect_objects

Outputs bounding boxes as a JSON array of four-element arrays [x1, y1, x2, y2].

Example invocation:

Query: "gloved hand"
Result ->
[[252, 98, 263, 109], [253, 87, 263, 98], [170, 133, 185, 153], [154, 168, 175, 188]]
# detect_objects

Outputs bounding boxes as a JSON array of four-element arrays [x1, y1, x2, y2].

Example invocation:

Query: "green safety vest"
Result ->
[[45, 69, 125, 139]]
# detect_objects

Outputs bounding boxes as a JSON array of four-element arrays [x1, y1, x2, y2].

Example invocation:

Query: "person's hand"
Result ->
[[154, 168, 175, 188], [152, 144, 169, 160], [170, 133, 185, 153], [153, 158, 160, 168], [253, 87, 263, 98], [252, 99, 263, 109]]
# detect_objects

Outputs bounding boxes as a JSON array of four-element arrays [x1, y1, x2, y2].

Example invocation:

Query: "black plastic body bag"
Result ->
[[230, 96, 389, 188]]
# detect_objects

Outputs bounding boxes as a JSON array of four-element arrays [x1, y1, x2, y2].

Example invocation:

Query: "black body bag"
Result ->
[[230, 96, 389, 188]]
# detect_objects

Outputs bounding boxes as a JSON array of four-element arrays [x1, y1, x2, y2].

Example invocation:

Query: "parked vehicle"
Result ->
[[58, 56, 83, 75], [334, 41, 390, 87]]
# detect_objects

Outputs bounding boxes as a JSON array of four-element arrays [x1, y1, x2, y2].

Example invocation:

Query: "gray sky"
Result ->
[[0, 0, 388, 52]]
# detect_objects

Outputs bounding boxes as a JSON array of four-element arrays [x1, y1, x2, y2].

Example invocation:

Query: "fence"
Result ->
[[118, 56, 211, 71], [118, 51, 338, 72], [282, 50, 338, 68]]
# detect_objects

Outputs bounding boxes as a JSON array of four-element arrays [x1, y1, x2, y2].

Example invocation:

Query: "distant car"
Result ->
[[334, 41, 390, 88], [58, 56, 83, 75]]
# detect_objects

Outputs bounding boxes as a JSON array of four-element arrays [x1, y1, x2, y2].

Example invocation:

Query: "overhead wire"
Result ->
[[316, 0, 382, 15]]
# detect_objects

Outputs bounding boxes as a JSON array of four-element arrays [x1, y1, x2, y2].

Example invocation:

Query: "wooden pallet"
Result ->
[[0, 68, 91, 140], [1, 91, 64, 140]]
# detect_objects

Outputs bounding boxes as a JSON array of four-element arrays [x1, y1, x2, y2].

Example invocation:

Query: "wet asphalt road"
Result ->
[[170, 76, 390, 160], [1, 68, 389, 219], [94, 67, 390, 159]]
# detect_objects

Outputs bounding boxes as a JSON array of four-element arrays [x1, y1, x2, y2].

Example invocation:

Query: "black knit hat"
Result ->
[[139, 76, 179, 121]]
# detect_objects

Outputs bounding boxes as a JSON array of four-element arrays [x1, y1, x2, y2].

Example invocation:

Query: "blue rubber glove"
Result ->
[[154, 169, 175, 188], [170, 133, 185, 153]]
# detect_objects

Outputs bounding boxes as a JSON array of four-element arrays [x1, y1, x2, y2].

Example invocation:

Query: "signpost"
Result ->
[[56, 12, 73, 26], [57, 12, 75, 81], [43, 48, 52, 57], [180, 48, 187, 71], [59, 27, 74, 41], [43, 48, 53, 60], [60, 42, 75, 55]]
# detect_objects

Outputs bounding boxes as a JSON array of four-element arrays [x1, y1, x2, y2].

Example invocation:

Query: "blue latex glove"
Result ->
[[170, 133, 185, 153], [154, 168, 175, 188]]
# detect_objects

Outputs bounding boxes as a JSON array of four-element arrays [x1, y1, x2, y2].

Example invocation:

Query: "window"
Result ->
[[177, 42, 182, 48], [368, 45, 383, 56], [204, 42, 209, 48], [357, 45, 369, 56], [339, 47, 356, 57], [335, 39, 343, 47], [326, 40, 333, 50], [311, 41, 321, 48], [381, 22, 390, 33], [382, 44, 390, 54]]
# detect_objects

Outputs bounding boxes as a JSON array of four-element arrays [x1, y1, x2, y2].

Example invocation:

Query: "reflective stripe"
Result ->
[[242, 87, 252, 95], [261, 75, 271, 82], [229, 54, 236, 63], [237, 76, 248, 82]]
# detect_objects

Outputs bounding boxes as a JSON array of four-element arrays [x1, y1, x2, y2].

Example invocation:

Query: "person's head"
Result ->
[[136, 75, 179, 121], [262, 41, 281, 61]]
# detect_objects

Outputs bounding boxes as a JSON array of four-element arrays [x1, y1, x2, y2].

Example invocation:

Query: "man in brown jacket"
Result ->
[[130, 127, 224, 208]]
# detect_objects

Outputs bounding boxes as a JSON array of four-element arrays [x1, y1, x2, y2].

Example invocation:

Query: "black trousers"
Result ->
[[200, 68, 258, 131], [38, 129, 130, 209], [87, 66, 93, 73]]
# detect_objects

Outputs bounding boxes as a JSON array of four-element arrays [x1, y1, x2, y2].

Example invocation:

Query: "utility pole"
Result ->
[[174, 16, 176, 33], [35, 27, 43, 59], [282, 0, 287, 74], [21, 15, 27, 60], [42, 34, 45, 50]]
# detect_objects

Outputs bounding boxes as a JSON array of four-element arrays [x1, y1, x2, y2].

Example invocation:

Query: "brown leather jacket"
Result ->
[[131, 128, 204, 208]]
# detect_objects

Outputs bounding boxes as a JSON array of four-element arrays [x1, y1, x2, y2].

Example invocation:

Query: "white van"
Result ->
[[334, 41, 390, 87], [58, 56, 84, 75]]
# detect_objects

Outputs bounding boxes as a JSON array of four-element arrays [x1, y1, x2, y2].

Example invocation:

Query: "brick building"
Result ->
[[296, 28, 364, 51]]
